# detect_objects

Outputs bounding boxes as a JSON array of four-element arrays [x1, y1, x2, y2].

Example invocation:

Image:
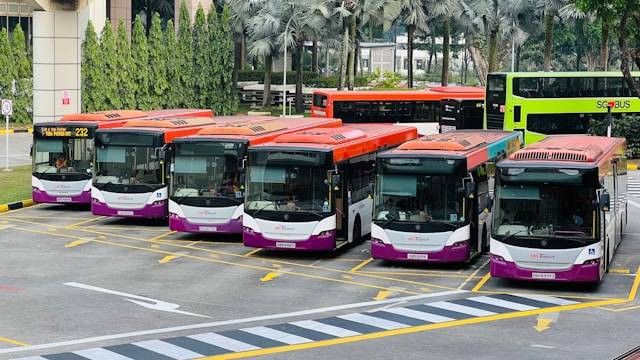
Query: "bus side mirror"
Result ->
[[599, 192, 610, 212], [465, 182, 476, 198], [239, 173, 246, 185], [331, 174, 341, 187]]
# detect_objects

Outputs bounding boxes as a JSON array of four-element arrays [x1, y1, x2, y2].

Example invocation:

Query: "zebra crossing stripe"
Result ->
[[17, 293, 578, 360]]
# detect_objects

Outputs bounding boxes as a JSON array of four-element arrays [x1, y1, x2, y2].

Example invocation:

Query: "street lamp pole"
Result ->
[[283, 17, 294, 117]]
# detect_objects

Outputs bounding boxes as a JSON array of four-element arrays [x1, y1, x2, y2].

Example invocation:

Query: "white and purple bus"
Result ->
[[91, 116, 223, 218], [371, 130, 522, 263], [243, 124, 418, 251], [490, 135, 627, 282], [32, 109, 212, 205], [168, 116, 342, 234]]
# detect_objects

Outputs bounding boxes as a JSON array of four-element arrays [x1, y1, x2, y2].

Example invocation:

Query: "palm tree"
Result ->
[[537, 0, 568, 71], [385, 0, 429, 88], [424, 0, 462, 86], [229, 0, 264, 89]]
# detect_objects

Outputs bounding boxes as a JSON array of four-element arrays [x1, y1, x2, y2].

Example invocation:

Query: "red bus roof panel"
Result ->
[[509, 135, 626, 164]]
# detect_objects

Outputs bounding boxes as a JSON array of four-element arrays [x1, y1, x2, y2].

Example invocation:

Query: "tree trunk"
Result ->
[[233, 37, 242, 90], [575, 18, 584, 71], [295, 40, 305, 114], [462, 44, 468, 85], [262, 54, 273, 108], [325, 46, 330, 77], [348, 15, 357, 90], [543, 12, 554, 72], [427, 35, 435, 73], [441, 17, 450, 86], [515, 45, 521, 72], [600, 22, 610, 71], [487, 0, 499, 73], [619, 6, 640, 98], [312, 40, 318, 73], [339, 20, 349, 90], [407, 24, 415, 88], [468, 43, 488, 87]]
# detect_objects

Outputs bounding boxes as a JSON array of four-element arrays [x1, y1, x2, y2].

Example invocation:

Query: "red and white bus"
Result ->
[[243, 124, 418, 251], [490, 135, 627, 282], [91, 116, 235, 218], [168, 116, 342, 234], [372, 130, 522, 263], [311, 86, 484, 135], [32, 109, 212, 205]]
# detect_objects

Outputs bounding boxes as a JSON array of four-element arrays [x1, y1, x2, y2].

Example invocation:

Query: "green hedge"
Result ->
[[589, 115, 640, 158], [238, 70, 369, 88]]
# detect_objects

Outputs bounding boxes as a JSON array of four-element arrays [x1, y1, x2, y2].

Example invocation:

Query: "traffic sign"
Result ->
[[1, 99, 12, 116]]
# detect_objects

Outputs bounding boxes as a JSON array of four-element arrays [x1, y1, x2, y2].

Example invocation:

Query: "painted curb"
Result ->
[[0, 199, 33, 213], [628, 164, 639, 171], [0, 128, 33, 135]]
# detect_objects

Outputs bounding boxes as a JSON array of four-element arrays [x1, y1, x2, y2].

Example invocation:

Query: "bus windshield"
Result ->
[[375, 158, 464, 223], [492, 168, 597, 241], [246, 151, 330, 214], [33, 138, 93, 175], [94, 133, 162, 186], [171, 142, 243, 201]]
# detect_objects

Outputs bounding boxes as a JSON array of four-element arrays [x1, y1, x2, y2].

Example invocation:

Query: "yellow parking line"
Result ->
[[349, 257, 374, 273], [243, 248, 262, 257], [357, 271, 481, 279], [148, 231, 176, 242], [204, 297, 627, 360], [458, 259, 489, 290], [471, 272, 491, 292], [65, 216, 106, 229], [627, 266, 640, 301], [0, 336, 29, 347]]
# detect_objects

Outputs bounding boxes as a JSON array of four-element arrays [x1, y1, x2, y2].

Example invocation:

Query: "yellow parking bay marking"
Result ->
[[533, 318, 553, 332], [65, 216, 107, 229], [260, 272, 281, 282], [458, 259, 490, 290], [204, 297, 627, 360], [349, 257, 374, 273], [64, 239, 89, 248], [471, 273, 491, 292], [159, 255, 181, 264], [5, 217, 456, 291], [0, 336, 28, 347], [11, 226, 420, 296], [149, 231, 176, 242], [610, 268, 631, 274], [373, 290, 393, 301], [243, 248, 262, 257]]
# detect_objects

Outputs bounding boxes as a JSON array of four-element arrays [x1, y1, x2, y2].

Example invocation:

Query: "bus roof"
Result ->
[[54, 109, 214, 129], [59, 110, 148, 122], [252, 124, 418, 163], [100, 116, 223, 143], [382, 130, 522, 170], [429, 86, 485, 93], [174, 116, 342, 145], [312, 89, 484, 101], [505, 135, 626, 167], [491, 71, 640, 78]]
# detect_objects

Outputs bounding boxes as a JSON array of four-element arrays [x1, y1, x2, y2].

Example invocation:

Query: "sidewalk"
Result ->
[[0, 128, 32, 135]]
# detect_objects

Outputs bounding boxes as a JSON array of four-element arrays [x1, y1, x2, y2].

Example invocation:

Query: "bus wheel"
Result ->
[[351, 217, 361, 245]]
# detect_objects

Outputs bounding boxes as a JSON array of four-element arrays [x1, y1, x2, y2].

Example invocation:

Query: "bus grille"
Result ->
[[486, 113, 504, 130], [512, 150, 587, 162]]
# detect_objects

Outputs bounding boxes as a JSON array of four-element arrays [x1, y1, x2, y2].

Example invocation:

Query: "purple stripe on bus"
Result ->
[[169, 214, 243, 234], [32, 189, 92, 204], [490, 258, 600, 283], [91, 200, 168, 218], [243, 230, 336, 251], [370, 241, 470, 263]]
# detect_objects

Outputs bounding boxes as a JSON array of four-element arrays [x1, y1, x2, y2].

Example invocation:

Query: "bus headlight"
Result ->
[[583, 259, 600, 265], [317, 230, 334, 238], [491, 254, 506, 262], [152, 200, 166, 206], [371, 237, 384, 244], [452, 240, 469, 247], [243, 226, 255, 234]]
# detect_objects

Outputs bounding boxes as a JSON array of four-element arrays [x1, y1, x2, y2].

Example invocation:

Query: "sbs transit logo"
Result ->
[[596, 100, 631, 109]]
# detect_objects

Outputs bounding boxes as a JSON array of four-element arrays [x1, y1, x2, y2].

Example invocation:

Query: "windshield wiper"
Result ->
[[500, 230, 527, 242], [379, 214, 400, 228], [249, 201, 280, 218], [93, 181, 113, 190]]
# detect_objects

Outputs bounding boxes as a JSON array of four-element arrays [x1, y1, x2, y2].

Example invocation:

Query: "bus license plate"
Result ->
[[532, 272, 556, 280], [117, 210, 134, 216], [440, 125, 456, 133], [407, 253, 428, 260], [276, 242, 296, 249], [56, 197, 72, 202], [199, 226, 217, 232]]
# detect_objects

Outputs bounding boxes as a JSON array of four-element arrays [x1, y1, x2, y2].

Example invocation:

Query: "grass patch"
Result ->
[[0, 165, 31, 204]]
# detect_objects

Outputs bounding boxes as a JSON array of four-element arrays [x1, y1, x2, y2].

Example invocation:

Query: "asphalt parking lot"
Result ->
[[1, 178, 640, 359]]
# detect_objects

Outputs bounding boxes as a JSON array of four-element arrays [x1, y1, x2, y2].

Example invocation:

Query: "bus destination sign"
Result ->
[[38, 126, 92, 138]]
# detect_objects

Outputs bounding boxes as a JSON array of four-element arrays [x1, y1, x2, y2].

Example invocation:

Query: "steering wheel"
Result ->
[[528, 224, 546, 234]]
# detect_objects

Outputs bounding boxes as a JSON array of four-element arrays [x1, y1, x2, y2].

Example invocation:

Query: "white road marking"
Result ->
[[338, 313, 408, 330], [290, 320, 361, 338], [73, 347, 135, 360], [240, 326, 312, 345], [512, 293, 577, 306], [382, 307, 454, 323], [188, 333, 259, 352], [467, 296, 537, 311], [427, 301, 496, 317], [0, 290, 465, 355], [63, 282, 210, 318], [133, 339, 204, 359]]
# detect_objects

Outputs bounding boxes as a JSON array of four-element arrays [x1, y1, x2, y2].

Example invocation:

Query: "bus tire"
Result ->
[[351, 217, 361, 245]]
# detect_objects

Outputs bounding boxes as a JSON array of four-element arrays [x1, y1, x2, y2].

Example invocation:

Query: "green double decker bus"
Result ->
[[485, 71, 640, 144]]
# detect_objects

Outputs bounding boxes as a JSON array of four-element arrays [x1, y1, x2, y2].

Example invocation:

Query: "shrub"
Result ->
[[589, 115, 640, 158]]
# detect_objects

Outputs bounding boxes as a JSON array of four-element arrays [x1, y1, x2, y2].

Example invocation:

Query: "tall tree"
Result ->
[[131, 15, 151, 110], [177, 1, 195, 108], [207, 5, 222, 113], [148, 12, 168, 109], [134, 0, 174, 35], [115, 20, 136, 109], [81, 21, 102, 112], [217, 5, 239, 115], [425, 0, 461, 86], [192, 6, 210, 109], [164, 19, 181, 109], [99, 20, 121, 110], [11, 23, 31, 124]]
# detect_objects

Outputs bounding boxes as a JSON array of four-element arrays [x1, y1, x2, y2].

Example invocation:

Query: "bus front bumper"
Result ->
[[32, 189, 91, 204], [371, 240, 470, 263], [490, 257, 601, 282], [243, 230, 336, 251], [169, 213, 243, 234], [91, 199, 167, 218]]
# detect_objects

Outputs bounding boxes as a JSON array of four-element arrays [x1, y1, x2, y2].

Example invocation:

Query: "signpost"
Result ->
[[1, 99, 12, 172], [607, 101, 615, 138]]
